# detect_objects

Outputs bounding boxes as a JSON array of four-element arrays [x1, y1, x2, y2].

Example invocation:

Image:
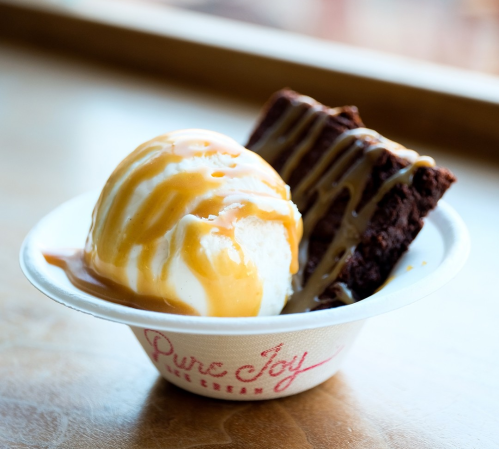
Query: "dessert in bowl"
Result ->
[[44, 129, 302, 318], [20, 90, 469, 400]]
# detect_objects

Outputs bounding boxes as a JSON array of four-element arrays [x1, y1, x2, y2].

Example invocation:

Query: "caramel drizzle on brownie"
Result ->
[[251, 95, 435, 313]]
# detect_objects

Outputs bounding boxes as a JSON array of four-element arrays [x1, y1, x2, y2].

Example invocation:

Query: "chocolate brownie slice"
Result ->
[[248, 89, 364, 193], [247, 89, 455, 313]]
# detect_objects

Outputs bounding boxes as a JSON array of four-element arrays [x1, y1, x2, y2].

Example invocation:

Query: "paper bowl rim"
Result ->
[[20, 192, 470, 335]]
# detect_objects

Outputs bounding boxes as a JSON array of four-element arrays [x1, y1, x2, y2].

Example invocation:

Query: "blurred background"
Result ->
[[145, 0, 499, 74], [1, 0, 499, 447]]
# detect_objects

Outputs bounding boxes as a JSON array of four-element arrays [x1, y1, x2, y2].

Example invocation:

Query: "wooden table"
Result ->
[[1, 42, 498, 448]]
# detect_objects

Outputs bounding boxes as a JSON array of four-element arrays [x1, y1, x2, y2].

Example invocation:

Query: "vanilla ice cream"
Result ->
[[83, 129, 302, 317]]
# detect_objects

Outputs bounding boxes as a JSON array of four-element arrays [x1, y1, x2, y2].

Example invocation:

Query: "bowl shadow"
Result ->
[[129, 372, 386, 448]]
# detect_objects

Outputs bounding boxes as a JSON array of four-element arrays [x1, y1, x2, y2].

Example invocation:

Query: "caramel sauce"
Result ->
[[251, 95, 435, 313], [43, 250, 198, 315], [44, 130, 301, 317]]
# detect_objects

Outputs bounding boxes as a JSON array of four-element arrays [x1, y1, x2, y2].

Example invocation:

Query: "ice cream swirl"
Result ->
[[76, 129, 301, 317]]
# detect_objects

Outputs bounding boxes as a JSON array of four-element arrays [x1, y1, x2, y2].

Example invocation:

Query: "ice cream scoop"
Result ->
[[79, 129, 302, 317]]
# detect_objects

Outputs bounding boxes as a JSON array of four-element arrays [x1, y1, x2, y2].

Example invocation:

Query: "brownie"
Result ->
[[246, 89, 456, 313], [248, 89, 364, 191]]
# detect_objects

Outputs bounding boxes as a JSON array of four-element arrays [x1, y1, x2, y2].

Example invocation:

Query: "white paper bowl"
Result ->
[[20, 191, 469, 400]]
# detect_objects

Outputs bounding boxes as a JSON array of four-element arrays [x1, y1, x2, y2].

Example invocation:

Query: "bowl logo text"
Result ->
[[144, 330, 343, 395]]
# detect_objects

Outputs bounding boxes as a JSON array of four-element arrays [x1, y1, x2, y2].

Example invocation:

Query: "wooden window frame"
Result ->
[[1, 0, 499, 156]]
